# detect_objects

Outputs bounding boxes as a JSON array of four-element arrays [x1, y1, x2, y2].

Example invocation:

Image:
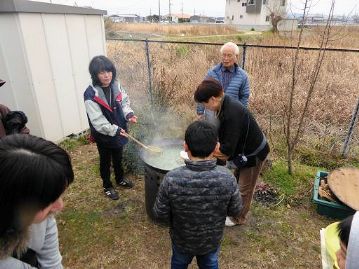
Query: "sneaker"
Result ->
[[225, 217, 238, 227], [104, 187, 119, 200], [116, 178, 134, 188]]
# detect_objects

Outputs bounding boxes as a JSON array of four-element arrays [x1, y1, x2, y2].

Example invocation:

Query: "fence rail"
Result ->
[[107, 38, 359, 157], [108, 38, 359, 53]]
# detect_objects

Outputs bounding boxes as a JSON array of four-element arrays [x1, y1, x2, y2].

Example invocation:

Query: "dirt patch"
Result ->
[[102, 197, 144, 217], [254, 182, 280, 206]]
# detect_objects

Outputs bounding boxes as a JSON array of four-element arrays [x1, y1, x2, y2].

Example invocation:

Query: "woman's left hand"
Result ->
[[128, 115, 137, 123], [119, 128, 128, 137]]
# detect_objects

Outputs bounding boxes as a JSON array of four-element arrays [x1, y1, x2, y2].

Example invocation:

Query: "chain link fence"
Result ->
[[107, 38, 359, 160]]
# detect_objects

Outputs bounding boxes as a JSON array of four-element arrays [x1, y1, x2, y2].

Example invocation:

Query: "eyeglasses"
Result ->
[[222, 53, 235, 59]]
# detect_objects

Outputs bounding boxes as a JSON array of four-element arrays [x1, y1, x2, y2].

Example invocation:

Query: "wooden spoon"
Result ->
[[126, 133, 162, 154]]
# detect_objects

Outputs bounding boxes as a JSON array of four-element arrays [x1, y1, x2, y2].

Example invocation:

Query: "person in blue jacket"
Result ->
[[197, 42, 250, 118], [84, 55, 137, 200]]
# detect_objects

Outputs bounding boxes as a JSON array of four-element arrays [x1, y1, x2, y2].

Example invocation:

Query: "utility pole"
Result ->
[[169, 0, 171, 22], [181, 0, 184, 21], [158, 0, 161, 22]]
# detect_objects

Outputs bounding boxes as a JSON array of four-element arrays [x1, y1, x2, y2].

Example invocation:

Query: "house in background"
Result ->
[[190, 15, 213, 23], [109, 14, 143, 23], [166, 13, 191, 23], [225, 0, 287, 29]]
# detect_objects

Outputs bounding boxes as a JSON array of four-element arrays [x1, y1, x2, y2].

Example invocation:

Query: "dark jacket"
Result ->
[[153, 159, 242, 255], [0, 104, 10, 138], [218, 95, 269, 167], [0, 105, 29, 138], [84, 82, 134, 148]]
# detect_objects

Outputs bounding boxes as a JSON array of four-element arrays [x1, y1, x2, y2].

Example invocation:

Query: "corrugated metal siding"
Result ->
[[65, 14, 93, 132], [85, 15, 106, 57], [0, 13, 44, 137], [19, 13, 64, 141], [41, 13, 83, 137], [0, 15, 19, 108]]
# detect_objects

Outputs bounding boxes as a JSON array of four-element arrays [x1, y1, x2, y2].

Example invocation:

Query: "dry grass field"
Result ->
[[105, 21, 240, 37], [105, 20, 359, 48], [107, 25, 359, 159]]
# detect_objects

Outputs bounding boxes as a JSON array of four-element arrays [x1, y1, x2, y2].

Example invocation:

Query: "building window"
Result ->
[[232, 15, 234, 20], [242, 2, 247, 6], [240, 15, 243, 19], [247, 0, 255, 5], [265, 16, 270, 21], [281, 0, 286, 6]]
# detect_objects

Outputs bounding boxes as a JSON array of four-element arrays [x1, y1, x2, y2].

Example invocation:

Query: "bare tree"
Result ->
[[265, 0, 288, 33], [284, 0, 335, 174]]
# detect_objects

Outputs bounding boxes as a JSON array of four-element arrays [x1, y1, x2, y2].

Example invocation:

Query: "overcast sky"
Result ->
[[34, 0, 358, 17]]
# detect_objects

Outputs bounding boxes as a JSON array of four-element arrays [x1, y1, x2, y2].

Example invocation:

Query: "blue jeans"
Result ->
[[171, 244, 219, 269]]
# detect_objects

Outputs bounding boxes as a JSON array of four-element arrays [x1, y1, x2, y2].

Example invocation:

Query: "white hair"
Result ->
[[220, 42, 239, 55]]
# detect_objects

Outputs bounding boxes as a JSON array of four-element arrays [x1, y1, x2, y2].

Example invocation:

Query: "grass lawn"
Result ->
[[57, 142, 335, 269]]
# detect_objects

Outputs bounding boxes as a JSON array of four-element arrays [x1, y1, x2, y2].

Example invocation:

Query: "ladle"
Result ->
[[126, 133, 162, 154]]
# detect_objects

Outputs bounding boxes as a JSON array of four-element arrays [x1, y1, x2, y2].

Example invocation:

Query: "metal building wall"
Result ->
[[0, 11, 106, 141], [0, 13, 43, 137]]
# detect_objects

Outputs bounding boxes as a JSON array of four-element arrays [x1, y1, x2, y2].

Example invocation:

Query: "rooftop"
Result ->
[[0, 0, 106, 15]]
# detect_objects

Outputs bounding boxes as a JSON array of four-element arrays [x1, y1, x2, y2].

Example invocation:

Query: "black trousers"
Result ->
[[96, 144, 124, 189]]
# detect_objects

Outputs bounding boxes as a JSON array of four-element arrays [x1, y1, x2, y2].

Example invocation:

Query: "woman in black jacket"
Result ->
[[194, 78, 269, 226]]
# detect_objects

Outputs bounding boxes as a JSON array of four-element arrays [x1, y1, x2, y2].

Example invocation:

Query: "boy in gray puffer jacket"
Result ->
[[153, 121, 242, 269]]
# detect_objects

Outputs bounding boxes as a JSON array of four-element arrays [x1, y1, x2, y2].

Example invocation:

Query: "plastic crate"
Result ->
[[312, 171, 355, 219]]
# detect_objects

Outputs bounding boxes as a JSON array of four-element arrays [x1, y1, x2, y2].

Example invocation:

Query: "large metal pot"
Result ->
[[140, 138, 184, 220]]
